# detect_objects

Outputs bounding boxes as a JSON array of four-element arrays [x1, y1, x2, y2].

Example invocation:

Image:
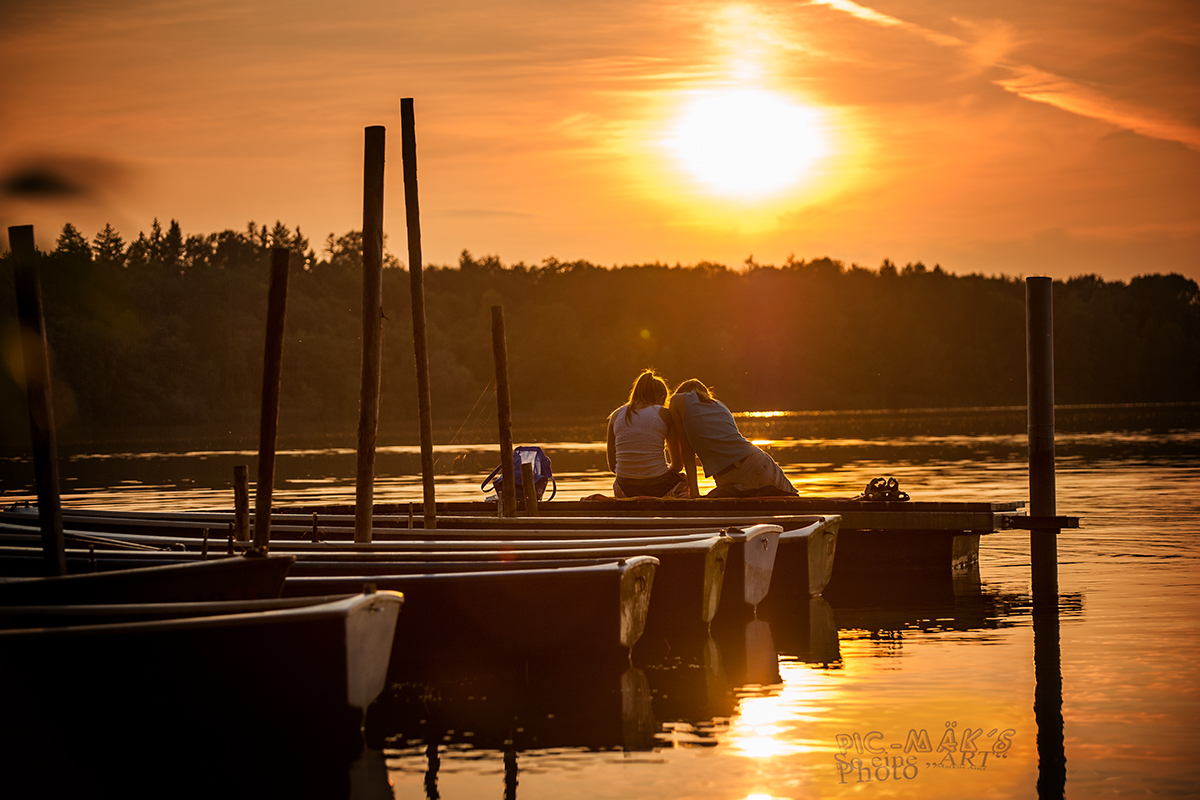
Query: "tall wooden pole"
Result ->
[[355, 125, 386, 543], [1026, 275, 1066, 798], [1026, 276, 1057, 600], [401, 98, 437, 530], [492, 305, 516, 517], [253, 247, 290, 551], [10, 225, 65, 576]]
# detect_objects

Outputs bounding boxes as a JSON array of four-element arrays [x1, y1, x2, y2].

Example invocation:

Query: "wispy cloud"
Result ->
[[808, 0, 1200, 151], [995, 65, 1200, 151]]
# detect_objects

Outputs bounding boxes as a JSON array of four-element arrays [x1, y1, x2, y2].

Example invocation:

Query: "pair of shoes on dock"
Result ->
[[855, 476, 910, 502]]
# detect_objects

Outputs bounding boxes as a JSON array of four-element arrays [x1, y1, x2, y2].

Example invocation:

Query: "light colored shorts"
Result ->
[[712, 448, 798, 496]]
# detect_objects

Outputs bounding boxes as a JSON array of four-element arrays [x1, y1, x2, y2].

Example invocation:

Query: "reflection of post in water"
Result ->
[[1034, 599, 1065, 799], [504, 747, 518, 800], [423, 742, 440, 800], [1026, 276, 1066, 799]]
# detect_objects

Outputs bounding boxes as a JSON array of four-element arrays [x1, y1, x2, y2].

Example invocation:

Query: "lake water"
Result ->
[[2, 405, 1198, 799]]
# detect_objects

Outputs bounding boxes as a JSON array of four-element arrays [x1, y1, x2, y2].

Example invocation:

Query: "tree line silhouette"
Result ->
[[2, 219, 1197, 449]]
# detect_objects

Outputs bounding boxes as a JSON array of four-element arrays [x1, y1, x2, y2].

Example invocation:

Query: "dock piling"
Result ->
[[253, 246, 290, 552], [521, 461, 539, 516], [355, 125, 386, 543], [1026, 275, 1066, 798], [233, 465, 250, 541], [491, 306, 517, 517], [1025, 276, 1057, 600], [401, 98, 438, 531], [10, 224, 66, 576]]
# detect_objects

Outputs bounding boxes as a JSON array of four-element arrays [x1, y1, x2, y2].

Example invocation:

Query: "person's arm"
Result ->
[[668, 395, 700, 497], [606, 413, 617, 474], [660, 406, 681, 473]]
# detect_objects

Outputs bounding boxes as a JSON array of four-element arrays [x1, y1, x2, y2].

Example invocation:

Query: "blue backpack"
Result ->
[[481, 445, 557, 502]]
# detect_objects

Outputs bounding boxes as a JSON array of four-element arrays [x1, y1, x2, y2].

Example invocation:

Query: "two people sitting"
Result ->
[[606, 369, 798, 499]]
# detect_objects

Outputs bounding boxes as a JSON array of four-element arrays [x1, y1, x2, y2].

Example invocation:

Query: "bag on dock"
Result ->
[[481, 446, 557, 502]]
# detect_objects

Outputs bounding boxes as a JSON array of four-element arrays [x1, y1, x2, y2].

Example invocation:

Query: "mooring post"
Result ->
[[401, 98, 437, 530], [1026, 275, 1066, 798], [520, 460, 539, 516], [1026, 276, 1057, 600], [355, 125, 386, 544], [233, 464, 250, 541], [491, 305, 517, 517], [10, 225, 65, 576], [253, 247, 290, 552]]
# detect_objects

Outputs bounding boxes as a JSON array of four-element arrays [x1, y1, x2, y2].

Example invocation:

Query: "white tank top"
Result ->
[[611, 404, 670, 479]]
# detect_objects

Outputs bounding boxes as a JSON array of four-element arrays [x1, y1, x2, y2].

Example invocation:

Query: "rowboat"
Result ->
[[285, 556, 658, 662], [0, 543, 659, 660], [0, 506, 830, 653], [1, 589, 401, 793], [1, 525, 777, 629], [3, 506, 827, 603], [0, 552, 294, 603]]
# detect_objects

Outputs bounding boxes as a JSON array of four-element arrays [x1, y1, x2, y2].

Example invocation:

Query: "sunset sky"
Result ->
[[2, 0, 1197, 281]]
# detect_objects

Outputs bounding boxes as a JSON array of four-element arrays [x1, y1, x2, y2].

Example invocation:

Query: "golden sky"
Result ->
[[2, 0, 1198, 281]]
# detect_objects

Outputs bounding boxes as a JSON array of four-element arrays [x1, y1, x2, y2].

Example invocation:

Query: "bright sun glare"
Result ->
[[667, 87, 828, 199]]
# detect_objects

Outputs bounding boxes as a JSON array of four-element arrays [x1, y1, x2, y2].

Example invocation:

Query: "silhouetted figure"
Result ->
[[607, 369, 686, 498], [668, 378, 798, 498]]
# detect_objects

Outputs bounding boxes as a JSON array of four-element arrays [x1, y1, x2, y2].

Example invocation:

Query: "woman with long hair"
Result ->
[[606, 369, 687, 498], [668, 378, 798, 498]]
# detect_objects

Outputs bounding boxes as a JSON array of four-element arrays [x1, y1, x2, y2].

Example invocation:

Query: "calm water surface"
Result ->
[[2, 409, 1197, 799]]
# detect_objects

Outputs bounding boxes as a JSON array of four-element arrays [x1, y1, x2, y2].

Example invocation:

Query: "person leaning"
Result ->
[[668, 378, 798, 498]]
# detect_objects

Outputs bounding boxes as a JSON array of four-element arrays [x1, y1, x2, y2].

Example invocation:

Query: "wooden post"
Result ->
[[233, 465, 250, 542], [253, 247, 290, 551], [401, 98, 437, 530], [10, 225, 65, 576], [520, 460, 539, 516], [492, 305, 516, 517], [355, 125, 386, 544], [1026, 276, 1057, 600], [1027, 276, 1066, 798]]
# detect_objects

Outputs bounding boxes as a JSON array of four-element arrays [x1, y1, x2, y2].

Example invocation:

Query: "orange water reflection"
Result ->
[[5, 418, 1199, 799], [700, 630, 1037, 799]]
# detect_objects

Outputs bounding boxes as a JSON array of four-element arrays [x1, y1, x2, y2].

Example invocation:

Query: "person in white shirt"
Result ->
[[606, 369, 687, 498]]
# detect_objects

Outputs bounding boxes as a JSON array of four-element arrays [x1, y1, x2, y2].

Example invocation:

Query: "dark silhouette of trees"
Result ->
[[1, 219, 1197, 449]]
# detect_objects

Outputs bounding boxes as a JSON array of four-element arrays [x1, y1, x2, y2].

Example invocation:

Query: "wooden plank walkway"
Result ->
[[353, 497, 1028, 535]]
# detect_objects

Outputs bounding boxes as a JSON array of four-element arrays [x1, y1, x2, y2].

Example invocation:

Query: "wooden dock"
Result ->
[[294, 496, 1029, 584]]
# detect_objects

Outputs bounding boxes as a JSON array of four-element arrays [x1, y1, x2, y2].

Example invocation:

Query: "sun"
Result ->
[[666, 88, 829, 199]]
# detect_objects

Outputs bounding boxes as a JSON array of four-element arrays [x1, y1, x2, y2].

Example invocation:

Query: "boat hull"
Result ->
[[283, 556, 657, 662], [0, 590, 402, 794]]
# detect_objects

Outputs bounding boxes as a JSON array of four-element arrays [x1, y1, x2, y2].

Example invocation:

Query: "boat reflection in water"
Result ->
[[372, 593, 844, 797], [370, 552, 1063, 800]]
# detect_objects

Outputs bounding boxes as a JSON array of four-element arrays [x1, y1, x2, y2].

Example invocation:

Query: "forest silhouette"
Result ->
[[2, 219, 1198, 450]]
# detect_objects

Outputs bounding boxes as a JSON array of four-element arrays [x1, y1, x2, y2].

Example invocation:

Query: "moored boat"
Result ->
[[0, 589, 402, 793], [0, 552, 294, 604], [284, 556, 658, 663]]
